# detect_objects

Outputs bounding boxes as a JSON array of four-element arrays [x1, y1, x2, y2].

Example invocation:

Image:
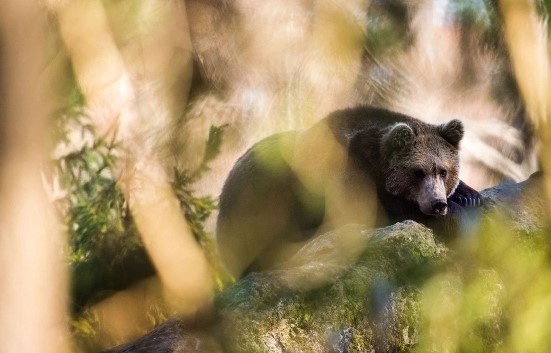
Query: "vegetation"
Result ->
[[53, 89, 230, 317], [34, 0, 551, 351], [53, 89, 146, 312]]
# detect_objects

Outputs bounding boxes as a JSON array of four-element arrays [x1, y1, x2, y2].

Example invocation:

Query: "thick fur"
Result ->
[[217, 106, 481, 278]]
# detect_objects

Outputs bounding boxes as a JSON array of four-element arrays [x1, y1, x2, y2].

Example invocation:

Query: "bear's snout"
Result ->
[[431, 200, 448, 215]]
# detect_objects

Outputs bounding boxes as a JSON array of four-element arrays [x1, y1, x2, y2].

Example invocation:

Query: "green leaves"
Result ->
[[54, 87, 231, 312]]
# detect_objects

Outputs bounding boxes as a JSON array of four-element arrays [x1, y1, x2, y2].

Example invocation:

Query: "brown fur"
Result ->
[[217, 106, 478, 278]]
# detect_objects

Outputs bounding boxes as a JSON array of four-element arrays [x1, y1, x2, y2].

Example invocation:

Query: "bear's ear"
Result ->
[[438, 119, 464, 148], [382, 122, 415, 153]]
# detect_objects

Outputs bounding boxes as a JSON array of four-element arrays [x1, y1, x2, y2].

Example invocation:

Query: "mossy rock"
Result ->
[[216, 221, 447, 353], [106, 173, 548, 353]]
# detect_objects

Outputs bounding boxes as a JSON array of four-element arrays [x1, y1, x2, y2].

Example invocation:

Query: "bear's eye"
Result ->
[[440, 169, 447, 178], [414, 169, 425, 179]]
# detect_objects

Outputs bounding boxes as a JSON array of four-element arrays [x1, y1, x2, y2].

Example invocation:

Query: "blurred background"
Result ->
[[0, 0, 550, 352]]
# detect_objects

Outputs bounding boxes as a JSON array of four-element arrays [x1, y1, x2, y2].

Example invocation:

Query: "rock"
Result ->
[[480, 172, 549, 233], [216, 221, 446, 353], [105, 173, 549, 353]]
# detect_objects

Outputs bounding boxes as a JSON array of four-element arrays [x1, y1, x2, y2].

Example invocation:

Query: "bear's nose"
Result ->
[[431, 200, 447, 215]]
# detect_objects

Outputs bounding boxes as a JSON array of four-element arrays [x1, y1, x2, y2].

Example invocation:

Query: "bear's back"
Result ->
[[324, 106, 427, 147]]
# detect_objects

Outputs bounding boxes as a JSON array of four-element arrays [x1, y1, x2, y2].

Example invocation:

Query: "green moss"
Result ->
[[217, 221, 444, 352]]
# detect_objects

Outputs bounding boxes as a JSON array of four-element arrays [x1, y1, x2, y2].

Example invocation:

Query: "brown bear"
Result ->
[[217, 106, 481, 278]]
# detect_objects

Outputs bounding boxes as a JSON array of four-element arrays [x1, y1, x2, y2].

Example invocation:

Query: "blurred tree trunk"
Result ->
[[0, 1, 71, 353], [50, 0, 213, 349], [498, 0, 551, 207]]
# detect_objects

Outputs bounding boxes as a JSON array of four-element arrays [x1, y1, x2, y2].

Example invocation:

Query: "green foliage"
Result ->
[[450, 0, 494, 27], [54, 90, 230, 313], [364, 3, 410, 57], [365, 0, 500, 57], [416, 211, 551, 353], [54, 89, 152, 312]]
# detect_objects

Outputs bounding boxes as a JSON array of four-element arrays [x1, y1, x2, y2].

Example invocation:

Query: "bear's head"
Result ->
[[380, 119, 464, 216]]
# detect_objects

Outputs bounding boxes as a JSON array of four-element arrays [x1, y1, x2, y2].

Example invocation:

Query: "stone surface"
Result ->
[[106, 173, 549, 353], [216, 221, 446, 353], [480, 172, 549, 233]]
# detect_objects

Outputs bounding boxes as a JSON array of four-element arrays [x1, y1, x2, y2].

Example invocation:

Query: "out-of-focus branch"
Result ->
[[499, 0, 551, 128], [0, 1, 71, 353], [52, 0, 213, 347], [499, 0, 551, 210]]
